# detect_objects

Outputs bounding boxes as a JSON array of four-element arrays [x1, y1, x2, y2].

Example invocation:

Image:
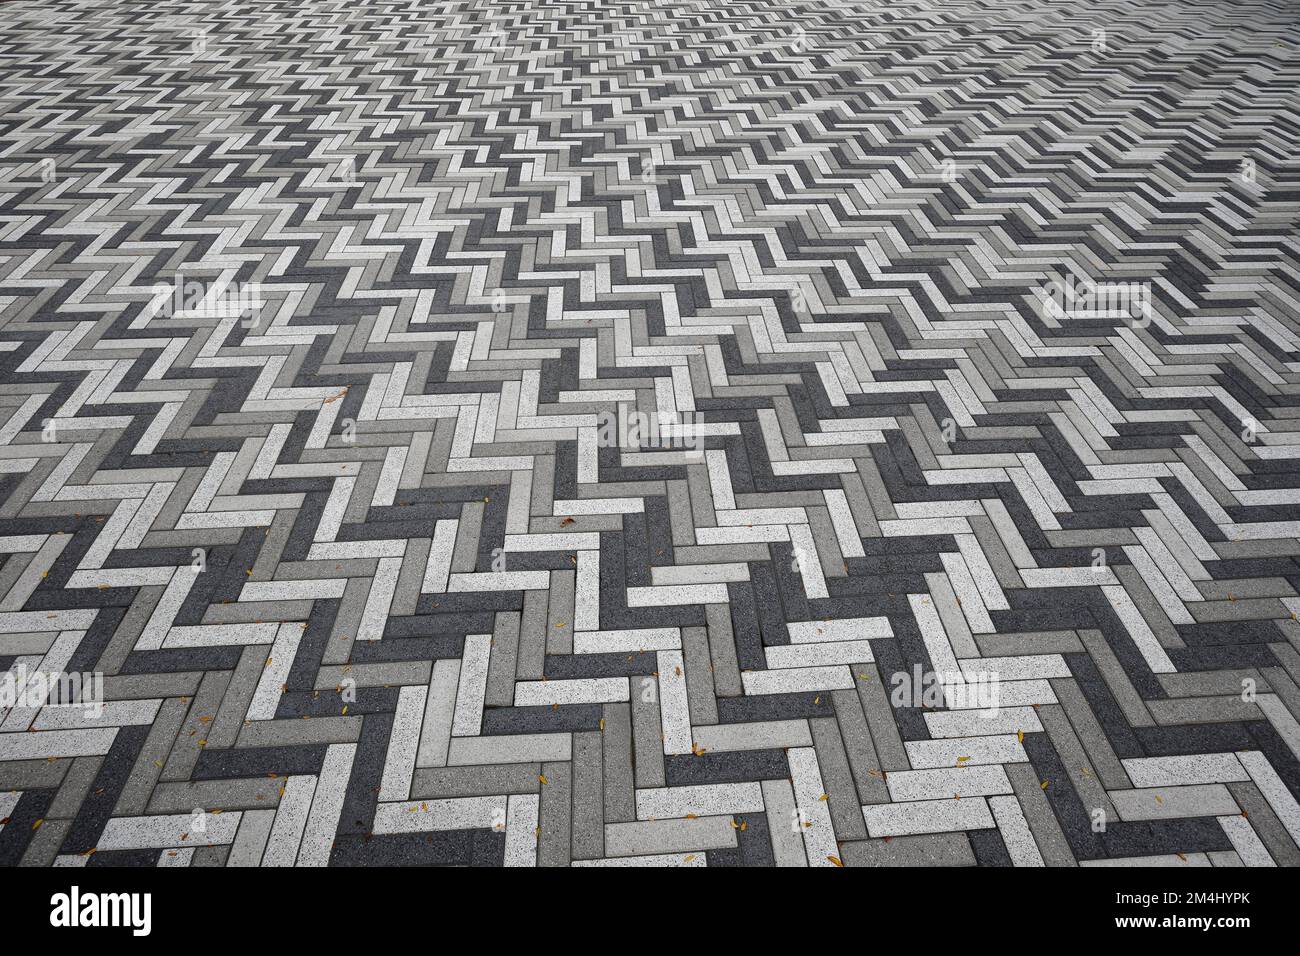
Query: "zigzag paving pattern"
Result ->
[[0, 0, 1297, 868]]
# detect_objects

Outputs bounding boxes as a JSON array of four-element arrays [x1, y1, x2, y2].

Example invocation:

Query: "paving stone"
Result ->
[[0, 0, 1296, 871]]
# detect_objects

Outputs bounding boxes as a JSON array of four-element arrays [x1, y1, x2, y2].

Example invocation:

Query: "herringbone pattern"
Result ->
[[1, 0, 1298, 867]]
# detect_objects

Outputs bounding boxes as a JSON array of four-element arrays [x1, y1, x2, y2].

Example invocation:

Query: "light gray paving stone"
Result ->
[[371, 796, 499, 834], [504, 794, 540, 867], [261, 774, 317, 865], [788, 746, 839, 866], [98, 811, 243, 851], [603, 816, 738, 857], [1217, 814, 1276, 867], [1121, 753, 1250, 788], [447, 734, 572, 766], [885, 765, 1014, 802], [1081, 854, 1213, 868], [657, 649, 692, 755], [378, 684, 427, 802], [0, 728, 118, 762], [416, 658, 460, 768], [514, 677, 629, 707], [571, 852, 707, 867], [904, 735, 1028, 769], [742, 664, 856, 695], [451, 633, 491, 736], [296, 743, 357, 866], [989, 795, 1046, 867], [245, 624, 301, 721], [862, 797, 996, 838], [635, 783, 764, 821]]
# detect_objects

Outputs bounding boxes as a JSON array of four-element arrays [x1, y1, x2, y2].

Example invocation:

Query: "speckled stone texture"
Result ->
[[0, 0, 1298, 867]]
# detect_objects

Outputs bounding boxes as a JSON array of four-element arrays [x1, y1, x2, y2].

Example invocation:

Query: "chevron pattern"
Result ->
[[1, 0, 1298, 869]]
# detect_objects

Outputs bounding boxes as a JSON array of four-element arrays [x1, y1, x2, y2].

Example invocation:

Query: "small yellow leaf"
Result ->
[[827, 855, 843, 867]]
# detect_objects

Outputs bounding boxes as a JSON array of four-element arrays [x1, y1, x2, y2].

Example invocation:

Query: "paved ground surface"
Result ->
[[0, 0, 1298, 868]]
